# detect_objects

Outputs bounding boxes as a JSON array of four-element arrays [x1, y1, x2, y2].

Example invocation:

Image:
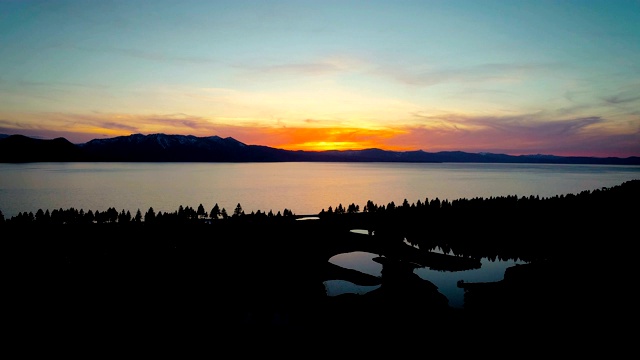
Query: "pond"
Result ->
[[326, 247, 526, 309]]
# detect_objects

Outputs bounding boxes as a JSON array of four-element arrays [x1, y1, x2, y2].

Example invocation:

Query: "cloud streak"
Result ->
[[386, 113, 640, 157], [74, 46, 221, 66], [372, 62, 563, 87]]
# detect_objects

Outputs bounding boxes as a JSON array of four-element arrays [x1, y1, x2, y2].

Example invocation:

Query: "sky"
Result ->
[[1, 0, 639, 157]]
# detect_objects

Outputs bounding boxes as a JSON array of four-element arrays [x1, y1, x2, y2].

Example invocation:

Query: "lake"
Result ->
[[1, 161, 638, 308]]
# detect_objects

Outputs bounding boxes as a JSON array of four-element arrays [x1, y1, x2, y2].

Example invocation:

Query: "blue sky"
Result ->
[[1, 0, 639, 157]]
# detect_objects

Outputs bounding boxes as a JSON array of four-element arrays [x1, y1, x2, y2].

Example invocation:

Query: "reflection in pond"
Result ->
[[329, 251, 382, 276], [326, 251, 382, 296], [327, 250, 526, 308], [415, 258, 526, 308], [324, 280, 380, 296], [349, 229, 372, 235]]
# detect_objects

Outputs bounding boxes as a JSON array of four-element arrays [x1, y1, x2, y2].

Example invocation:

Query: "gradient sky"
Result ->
[[1, 0, 639, 157]]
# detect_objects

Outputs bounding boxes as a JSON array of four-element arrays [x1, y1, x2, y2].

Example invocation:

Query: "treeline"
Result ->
[[2, 179, 637, 264], [316, 179, 639, 262], [2, 179, 638, 230], [0, 202, 296, 226]]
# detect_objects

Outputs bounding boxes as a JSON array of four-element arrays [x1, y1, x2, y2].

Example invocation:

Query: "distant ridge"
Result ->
[[0, 134, 85, 162], [1, 133, 639, 165]]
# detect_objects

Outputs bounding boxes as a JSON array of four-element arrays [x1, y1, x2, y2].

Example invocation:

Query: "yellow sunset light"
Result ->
[[280, 141, 364, 151]]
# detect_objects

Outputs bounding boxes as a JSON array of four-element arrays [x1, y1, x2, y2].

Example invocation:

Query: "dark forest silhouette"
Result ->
[[3, 179, 638, 341]]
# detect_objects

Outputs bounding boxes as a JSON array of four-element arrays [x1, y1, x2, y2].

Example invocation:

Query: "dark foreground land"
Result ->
[[3, 180, 639, 346]]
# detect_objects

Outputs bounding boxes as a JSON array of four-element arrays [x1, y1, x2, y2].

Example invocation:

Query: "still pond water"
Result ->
[[1, 162, 638, 307]]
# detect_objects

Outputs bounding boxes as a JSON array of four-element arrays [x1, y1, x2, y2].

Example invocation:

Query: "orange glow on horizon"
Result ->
[[280, 141, 369, 151], [262, 126, 414, 151]]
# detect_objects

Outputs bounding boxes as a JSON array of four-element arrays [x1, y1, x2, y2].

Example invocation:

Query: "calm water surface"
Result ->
[[2, 162, 637, 308], [2, 162, 638, 218]]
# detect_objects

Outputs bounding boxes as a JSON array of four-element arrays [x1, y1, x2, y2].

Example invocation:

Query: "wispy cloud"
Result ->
[[373, 62, 564, 87], [231, 56, 365, 82], [240, 62, 345, 76], [602, 92, 640, 105], [7, 79, 108, 89], [464, 114, 602, 137], [65, 112, 219, 133], [74, 46, 220, 65], [386, 112, 640, 157]]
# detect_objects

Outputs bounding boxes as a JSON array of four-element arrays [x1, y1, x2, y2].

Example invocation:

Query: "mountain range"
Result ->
[[1, 133, 639, 165]]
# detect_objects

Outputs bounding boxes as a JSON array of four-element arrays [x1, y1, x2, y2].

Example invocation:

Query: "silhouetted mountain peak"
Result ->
[[84, 133, 246, 147], [0, 134, 84, 162], [1, 133, 639, 165]]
